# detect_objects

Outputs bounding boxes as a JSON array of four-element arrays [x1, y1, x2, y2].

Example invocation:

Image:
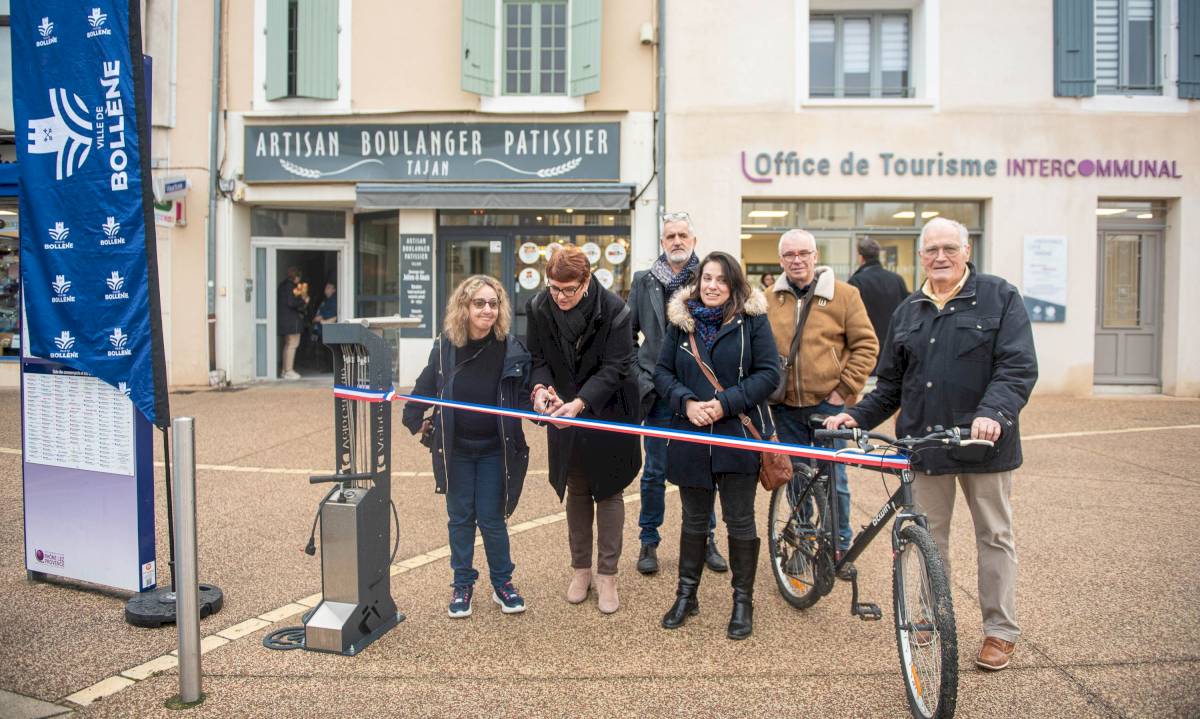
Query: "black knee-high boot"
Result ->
[[727, 536, 760, 640], [661, 531, 707, 629]]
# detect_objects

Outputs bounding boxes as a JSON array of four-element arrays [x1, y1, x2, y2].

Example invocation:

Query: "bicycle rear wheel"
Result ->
[[893, 523, 958, 719], [767, 474, 833, 610]]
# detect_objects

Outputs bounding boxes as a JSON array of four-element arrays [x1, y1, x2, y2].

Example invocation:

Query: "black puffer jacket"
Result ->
[[848, 266, 1038, 475], [654, 287, 781, 488], [401, 334, 532, 518], [525, 277, 642, 502]]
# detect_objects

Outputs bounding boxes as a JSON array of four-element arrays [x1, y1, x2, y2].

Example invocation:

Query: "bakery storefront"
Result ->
[[236, 121, 642, 384]]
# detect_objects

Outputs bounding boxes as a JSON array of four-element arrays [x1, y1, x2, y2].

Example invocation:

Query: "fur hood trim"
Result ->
[[665, 286, 768, 332]]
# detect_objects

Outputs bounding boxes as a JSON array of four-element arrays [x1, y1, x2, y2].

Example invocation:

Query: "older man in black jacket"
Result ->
[[826, 217, 1037, 673]]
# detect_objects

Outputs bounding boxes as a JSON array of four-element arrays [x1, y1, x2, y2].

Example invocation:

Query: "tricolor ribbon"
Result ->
[[332, 386, 910, 471]]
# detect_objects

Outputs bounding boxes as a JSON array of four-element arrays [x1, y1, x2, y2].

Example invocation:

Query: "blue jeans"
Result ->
[[447, 441, 514, 590], [773, 401, 853, 551], [639, 396, 717, 546]]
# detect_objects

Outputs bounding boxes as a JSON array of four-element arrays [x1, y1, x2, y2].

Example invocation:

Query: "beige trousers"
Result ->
[[565, 471, 625, 576], [915, 470, 1020, 642], [281, 334, 300, 374]]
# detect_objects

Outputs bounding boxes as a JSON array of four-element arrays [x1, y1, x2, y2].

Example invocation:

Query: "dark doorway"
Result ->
[[276, 249, 339, 378]]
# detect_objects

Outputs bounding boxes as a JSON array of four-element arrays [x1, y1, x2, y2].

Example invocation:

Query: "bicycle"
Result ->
[[766, 419, 994, 719]]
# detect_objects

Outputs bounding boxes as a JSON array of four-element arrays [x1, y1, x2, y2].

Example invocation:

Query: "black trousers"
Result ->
[[679, 473, 758, 541]]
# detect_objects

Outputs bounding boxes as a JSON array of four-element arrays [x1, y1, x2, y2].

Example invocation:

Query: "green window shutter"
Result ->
[[1053, 0, 1095, 96], [569, 0, 601, 96], [265, 0, 289, 100], [462, 0, 496, 95], [1181, 0, 1200, 99], [296, 0, 340, 100]]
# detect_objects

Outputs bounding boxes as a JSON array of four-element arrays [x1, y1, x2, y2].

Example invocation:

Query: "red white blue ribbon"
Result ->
[[332, 386, 910, 471]]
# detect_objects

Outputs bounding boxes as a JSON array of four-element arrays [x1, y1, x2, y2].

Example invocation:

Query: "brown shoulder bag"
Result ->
[[686, 332, 793, 491]]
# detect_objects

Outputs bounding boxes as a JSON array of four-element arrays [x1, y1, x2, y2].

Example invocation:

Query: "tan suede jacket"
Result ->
[[766, 267, 879, 408]]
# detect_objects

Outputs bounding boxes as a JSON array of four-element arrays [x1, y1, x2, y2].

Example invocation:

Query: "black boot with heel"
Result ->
[[661, 531, 708, 629]]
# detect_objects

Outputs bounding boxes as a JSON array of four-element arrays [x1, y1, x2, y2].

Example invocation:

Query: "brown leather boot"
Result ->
[[566, 568, 591, 604], [975, 636, 1016, 670]]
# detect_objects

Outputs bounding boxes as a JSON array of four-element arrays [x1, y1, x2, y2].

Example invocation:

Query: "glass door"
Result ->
[[1094, 232, 1161, 384], [439, 234, 511, 334]]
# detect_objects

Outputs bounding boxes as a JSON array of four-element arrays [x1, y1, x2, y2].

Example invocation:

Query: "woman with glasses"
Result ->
[[654, 251, 781, 639], [402, 275, 532, 619], [526, 244, 642, 614]]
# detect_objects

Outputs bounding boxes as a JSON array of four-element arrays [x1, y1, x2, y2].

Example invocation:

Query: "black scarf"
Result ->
[[549, 276, 599, 373]]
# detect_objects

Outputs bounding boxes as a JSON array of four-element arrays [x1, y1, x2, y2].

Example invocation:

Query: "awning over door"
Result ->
[[355, 182, 635, 211]]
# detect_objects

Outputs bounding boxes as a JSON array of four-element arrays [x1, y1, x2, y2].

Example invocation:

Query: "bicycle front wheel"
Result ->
[[767, 475, 832, 610], [892, 523, 958, 719]]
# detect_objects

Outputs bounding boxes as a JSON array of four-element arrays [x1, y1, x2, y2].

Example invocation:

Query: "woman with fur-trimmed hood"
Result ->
[[653, 251, 781, 641]]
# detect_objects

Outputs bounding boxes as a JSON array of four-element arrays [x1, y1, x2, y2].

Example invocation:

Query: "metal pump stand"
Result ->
[[300, 317, 414, 655]]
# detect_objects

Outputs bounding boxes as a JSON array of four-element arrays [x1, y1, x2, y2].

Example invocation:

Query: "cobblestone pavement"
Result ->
[[1, 384, 1198, 718]]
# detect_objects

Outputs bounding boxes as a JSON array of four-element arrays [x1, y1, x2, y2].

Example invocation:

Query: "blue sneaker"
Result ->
[[448, 585, 473, 618], [492, 581, 526, 614]]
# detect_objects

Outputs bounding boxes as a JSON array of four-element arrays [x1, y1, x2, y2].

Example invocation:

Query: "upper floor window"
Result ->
[[504, 0, 567, 95], [1054, 0, 1199, 100], [462, 0, 600, 100], [265, 0, 340, 101], [1095, 0, 1159, 94], [809, 13, 911, 99]]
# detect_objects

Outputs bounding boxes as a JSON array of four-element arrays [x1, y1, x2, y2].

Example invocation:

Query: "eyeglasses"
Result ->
[[470, 298, 500, 310], [780, 250, 815, 263], [662, 211, 691, 223], [920, 244, 964, 258], [547, 283, 583, 298]]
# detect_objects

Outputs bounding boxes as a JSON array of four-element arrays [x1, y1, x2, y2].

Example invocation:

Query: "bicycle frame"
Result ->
[[834, 467, 927, 574]]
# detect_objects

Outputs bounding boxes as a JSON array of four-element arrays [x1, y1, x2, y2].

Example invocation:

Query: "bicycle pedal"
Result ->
[[852, 602, 882, 621]]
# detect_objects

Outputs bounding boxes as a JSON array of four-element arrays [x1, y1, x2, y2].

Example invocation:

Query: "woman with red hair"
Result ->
[[526, 245, 642, 614]]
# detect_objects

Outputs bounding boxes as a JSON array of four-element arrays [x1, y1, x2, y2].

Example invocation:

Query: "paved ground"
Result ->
[[0, 383, 1198, 718]]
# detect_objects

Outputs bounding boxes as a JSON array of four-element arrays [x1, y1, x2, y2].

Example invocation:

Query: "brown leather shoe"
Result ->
[[975, 636, 1016, 671]]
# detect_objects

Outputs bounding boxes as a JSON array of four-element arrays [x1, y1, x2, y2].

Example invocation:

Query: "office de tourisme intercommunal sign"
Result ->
[[741, 150, 1184, 182]]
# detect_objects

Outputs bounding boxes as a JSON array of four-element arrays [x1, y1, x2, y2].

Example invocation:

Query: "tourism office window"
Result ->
[[810, 12, 912, 99], [1095, 0, 1160, 94]]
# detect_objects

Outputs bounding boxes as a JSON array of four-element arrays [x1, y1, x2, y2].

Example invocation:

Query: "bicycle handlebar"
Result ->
[[814, 426, 994, 450]]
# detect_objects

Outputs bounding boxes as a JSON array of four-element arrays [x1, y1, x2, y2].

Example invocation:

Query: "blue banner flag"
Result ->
[[12, 1, 169, 427]]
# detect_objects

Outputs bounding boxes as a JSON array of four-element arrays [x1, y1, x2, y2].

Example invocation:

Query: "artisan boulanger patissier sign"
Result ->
[[244, 122, 620, 183]]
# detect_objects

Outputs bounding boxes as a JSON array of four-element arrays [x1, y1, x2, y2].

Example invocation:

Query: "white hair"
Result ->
[[918, 217, 970, 251], [778, 229, 816, 255], [661, 211, 697, 238]]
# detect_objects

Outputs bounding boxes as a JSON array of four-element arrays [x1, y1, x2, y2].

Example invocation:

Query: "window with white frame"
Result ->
[[264, 0, 340, 101], [504, 0, 567, 95], [809, 12, 911, 98], [462, 0, 600, 99], [1094, 0, 1160, 94]]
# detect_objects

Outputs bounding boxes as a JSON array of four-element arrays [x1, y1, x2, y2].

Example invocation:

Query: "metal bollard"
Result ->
[[172, 417, 202, 704]]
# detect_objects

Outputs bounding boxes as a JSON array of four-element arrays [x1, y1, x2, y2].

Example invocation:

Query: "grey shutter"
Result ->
[[1181, 0, 1200, 99], [265, 0, 289, 100], [569, 0, 602, 96], [296, 0, 339, 100], [462, 0, 496, 95], [1054, 0, 1095, 96]]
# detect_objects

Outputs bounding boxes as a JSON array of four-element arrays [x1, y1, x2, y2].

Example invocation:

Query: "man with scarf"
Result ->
[[627, 211, 725, 575]]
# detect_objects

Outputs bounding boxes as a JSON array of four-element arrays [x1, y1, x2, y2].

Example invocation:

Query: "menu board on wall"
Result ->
[[400, 234, 434, 338], [1023, 235, 1068, 323]]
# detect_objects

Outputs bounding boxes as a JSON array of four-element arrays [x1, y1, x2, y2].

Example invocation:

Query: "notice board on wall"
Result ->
[[1023, 235, 1068, 323], [400, 234, 433, 338]]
